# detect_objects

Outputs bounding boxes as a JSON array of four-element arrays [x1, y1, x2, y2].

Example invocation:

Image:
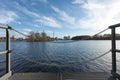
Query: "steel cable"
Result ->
[[11, 28, 29, 37], [10, 26, 111, 72], [12, 50, 111, 67], [93, 28, 109, 36]]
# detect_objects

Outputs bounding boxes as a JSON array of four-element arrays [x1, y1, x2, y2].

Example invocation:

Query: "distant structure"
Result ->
[[0, 35, 24, 41], [64, 36, 71, 40], [0, 37, 6, 41], [53, 31, 54, 40]]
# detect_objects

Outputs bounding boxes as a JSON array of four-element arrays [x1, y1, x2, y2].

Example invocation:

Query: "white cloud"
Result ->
[[17, 6, 41, 18], [0, 29, 5, 37], [72, 0, 120, 30], [23, 28, 32, 32], [15, 4, 61, 28], [37, 16, 61, 28], [51, 6, 75, 24], [0, 10, 18, 24]]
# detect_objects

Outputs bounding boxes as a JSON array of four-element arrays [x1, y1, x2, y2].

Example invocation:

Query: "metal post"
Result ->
[[108, 23, 120, 80], [111, 27, 116, 79], [6, 28, 10, 73]]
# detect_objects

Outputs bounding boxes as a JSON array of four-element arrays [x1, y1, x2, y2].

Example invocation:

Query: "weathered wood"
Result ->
[[8, 72, 109, 80], [62, 72, 109, 80], [8, 72, 58, 80]]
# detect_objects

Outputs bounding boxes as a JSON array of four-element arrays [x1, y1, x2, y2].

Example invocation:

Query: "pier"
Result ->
[[8, 72, 109, 80], [1, 23, 120, 80]]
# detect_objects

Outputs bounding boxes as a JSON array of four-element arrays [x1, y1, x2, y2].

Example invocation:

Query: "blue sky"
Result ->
[[0, 0, 120, 38]]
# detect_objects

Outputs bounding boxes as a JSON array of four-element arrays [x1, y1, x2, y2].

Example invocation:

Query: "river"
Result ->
[[0, 40, 120, 76]]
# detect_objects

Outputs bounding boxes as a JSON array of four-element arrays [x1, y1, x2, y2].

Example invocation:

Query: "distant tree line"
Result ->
[[71, 34, 120, 40], [26, 31, 53, 42]]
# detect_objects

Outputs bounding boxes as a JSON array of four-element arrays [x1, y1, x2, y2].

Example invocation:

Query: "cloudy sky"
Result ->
[[0, 0, 120, 38]]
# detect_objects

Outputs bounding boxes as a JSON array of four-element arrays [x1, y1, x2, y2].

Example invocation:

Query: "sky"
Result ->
[[0, 0, 120, 38]]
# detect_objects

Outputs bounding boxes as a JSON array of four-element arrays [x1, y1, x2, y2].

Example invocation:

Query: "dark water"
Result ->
[[1, 40, 120, 76]]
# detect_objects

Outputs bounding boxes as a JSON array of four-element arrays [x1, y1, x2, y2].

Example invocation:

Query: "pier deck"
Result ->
[[8, 72, 110, 80]]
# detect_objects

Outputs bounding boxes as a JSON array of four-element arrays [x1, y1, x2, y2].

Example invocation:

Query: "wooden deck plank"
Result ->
[[8, 72, 58, 80], [8, 72, 110, 80], [62, 72, 109, 80]]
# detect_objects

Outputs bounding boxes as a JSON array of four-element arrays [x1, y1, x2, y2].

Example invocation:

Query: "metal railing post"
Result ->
[[0, 24, 12, 80], [6, 28, 11, 73], [111, 27, 116, 79], [108, 23, 120, 80]]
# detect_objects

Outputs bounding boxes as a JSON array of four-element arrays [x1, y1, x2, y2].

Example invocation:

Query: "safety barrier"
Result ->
[[0, 24, 11, 80], [108, 23, 120, 80]]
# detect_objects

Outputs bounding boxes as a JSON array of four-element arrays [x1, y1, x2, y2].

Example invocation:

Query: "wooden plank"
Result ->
[[8, 72, 59, 80], [62, 72, 109, 80], [8, 72, 110, 80]]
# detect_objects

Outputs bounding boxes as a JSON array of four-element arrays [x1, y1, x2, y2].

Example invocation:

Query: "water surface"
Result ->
[[1, 40, 120, 76]]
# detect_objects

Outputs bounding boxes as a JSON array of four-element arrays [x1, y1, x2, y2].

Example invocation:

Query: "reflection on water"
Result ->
[[1, 40, 120, 76]]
